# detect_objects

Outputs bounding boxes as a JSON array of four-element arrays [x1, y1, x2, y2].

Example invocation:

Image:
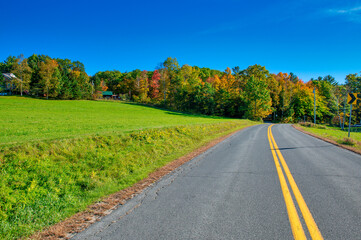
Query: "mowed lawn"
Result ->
[[0, 96, 232, 144]]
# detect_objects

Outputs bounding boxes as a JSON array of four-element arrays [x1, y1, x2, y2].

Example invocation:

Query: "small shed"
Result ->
[[102, 91, 118, 99]]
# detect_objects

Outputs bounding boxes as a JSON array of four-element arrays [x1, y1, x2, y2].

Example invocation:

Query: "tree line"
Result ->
[[1, 55, 361, 123], [0, 54, 92, 100]]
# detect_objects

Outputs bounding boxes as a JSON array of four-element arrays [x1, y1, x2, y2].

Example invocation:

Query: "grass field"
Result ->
[[0, 96, 257, 239], [296, 123, 361, 149], [0, 96, 231, 145]]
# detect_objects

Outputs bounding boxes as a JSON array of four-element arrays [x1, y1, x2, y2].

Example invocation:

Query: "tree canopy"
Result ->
[[1, 55, 359, 123]]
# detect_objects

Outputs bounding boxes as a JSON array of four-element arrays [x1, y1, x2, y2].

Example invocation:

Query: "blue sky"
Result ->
[[1, 0, 360, 83]]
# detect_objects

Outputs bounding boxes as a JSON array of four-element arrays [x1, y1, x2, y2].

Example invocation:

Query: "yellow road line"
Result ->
[[267, 125, 307, 240], [269, 125, 323, 240]]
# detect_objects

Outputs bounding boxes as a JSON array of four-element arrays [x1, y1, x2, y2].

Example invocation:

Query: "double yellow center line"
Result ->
[[267, 125, 323, 240]]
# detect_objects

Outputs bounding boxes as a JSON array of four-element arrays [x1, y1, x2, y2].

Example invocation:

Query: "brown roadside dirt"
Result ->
[[30, 125, 253, 240], [292, 124, 361, 155]]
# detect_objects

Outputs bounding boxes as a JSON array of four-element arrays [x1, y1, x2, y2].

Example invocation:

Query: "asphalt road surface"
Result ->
[[73, 124, 361, 240]]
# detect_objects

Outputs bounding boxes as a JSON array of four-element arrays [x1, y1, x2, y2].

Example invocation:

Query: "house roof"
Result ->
[[2, 73, 17, 80], [102, 91, 113, 96]]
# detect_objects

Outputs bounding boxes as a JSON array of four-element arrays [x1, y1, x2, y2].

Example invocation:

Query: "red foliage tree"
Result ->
[[150, 70, 161, 99]]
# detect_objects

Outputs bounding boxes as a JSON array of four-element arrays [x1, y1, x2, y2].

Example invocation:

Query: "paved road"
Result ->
[[73, 124, 361, 239]]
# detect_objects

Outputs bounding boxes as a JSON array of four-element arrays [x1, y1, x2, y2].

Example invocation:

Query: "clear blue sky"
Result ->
[[1, 0, 360, 83]]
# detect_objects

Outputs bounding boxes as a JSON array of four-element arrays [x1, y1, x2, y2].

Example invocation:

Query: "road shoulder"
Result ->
[[292, 124, 361, 156]]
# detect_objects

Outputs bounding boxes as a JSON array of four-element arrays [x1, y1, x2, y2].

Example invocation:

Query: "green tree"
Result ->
[[243, 75, 272, 120], [11, 55, 33, 96], [345, 73, 361, 92], [310, 76, 337, 122]]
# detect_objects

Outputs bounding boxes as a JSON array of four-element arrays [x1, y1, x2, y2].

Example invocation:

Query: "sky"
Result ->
[[1, 0, 360, 84]]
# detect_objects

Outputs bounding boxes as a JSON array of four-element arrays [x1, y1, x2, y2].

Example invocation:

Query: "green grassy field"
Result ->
[[0, 96, 231, 145], [0, 97, 257, 239], [296, 123, 361, 149]]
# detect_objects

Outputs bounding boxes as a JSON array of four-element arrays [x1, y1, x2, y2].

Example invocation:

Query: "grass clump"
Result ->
[[338, 137, 356, 146], [0, 120, 256, 239]]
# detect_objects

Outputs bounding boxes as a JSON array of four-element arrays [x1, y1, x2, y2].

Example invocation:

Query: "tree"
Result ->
[[243, 75, 272, 120], [11, 55, 32, 96], [290, 82, 314, 120], [150, 70, 161, 99], [345, 73, 361, 92], [219, 67, 235, 92], [162, 57, 180, 106], [289, 72, 299, 83], [3, 56, 17, 73], [39, 59, 61, 99], [310, 76, 337, 122], [134, 70, 149, 103], [274, 72, 294, 121], [69, 70, 92, 99], [100, 80, 108, 91], [28, 54, 50, 96], [157, 66, 169, 104]]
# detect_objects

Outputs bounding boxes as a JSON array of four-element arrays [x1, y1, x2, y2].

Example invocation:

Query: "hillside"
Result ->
[[0, 96, 256, 239], [0, 96, 232, 145]]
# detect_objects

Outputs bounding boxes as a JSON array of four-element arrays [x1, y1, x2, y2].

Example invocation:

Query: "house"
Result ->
[[2, 73, 17, 81], [102, 91, 118, 99], [1, 73, 18, 93]]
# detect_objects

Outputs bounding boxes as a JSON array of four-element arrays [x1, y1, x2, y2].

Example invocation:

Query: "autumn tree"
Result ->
[[11, 55, 32, 96], [157, 66, 169, 104], [134, 70, 149, 103], [150, 70, 161, 99], [100, 80, 108, 91], [219, 67, 235, 92], [39, 59, 61, 99], [274, 72, 294, 121]]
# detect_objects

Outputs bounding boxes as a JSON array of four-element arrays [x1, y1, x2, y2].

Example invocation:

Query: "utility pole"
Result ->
[[313, 87, 316, 124], [343, 97, 346, 130], [282, 85, 284, 119], [348, 103, 353, 138]]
